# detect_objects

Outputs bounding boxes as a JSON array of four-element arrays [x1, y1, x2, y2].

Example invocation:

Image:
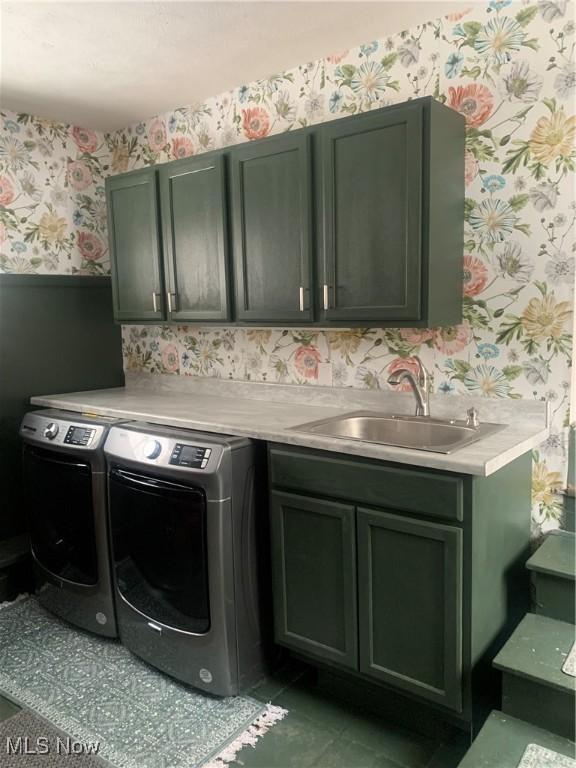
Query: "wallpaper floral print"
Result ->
[[0, 115, 109, 274], [1, 1, 575, 532]]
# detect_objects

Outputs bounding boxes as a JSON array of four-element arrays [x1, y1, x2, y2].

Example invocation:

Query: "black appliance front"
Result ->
[[20, 409, 119, 637], [105, 423, 271, 696], [109, 467, 210, 634], [24, 446, 98, 586]]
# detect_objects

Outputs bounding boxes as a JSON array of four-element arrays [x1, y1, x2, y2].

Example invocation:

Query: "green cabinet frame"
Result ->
[[231, 133, 313, 323], [357, 507, 463, 712], [270, 491, 358, 669], [268, 489, 463, 710], [267, 444, 532, 731], [159, 154, 231, 322], [106, 97, 464, 327], [319, 103, 423, 323], [106, 169, 164, 322]]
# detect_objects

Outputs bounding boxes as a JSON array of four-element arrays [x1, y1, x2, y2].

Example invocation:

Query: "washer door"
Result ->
[[109, 467, 210, 634], [23, 445, 98, 586]]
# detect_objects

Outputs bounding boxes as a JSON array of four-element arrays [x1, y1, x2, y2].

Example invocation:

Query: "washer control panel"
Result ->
[[20, 411, 108, 450], [170, 443, 212, 469], [104, 426, 228, 473], [64, 425, 96, 447]]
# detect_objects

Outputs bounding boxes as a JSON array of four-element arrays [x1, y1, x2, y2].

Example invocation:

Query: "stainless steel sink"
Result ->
[[292, 411, 505, 454]]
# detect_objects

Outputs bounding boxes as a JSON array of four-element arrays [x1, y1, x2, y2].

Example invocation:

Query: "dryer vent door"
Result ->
[[109, 467, 210, 634], [23, 445, 98, 586]]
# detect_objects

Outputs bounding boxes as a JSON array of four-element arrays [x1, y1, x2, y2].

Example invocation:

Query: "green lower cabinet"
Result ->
[[267, 445, 532, 734], [269, 491, 358, 669], [356, 508, 463, 713]]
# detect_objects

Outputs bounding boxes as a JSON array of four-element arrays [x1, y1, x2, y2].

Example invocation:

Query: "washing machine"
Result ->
[[20, 409, 122, 637], [104, 422, 270, 696]]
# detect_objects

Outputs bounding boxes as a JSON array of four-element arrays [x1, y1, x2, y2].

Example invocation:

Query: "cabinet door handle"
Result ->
[[323, 284, 330, 311], [299, 286, 305, 312], [167, 292, 177, 314], [152, 292, 159, 313]]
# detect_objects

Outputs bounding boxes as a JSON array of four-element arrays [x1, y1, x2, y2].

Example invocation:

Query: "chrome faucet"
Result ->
[[387, 356, 431, 417], [466, 407, 480, 429]]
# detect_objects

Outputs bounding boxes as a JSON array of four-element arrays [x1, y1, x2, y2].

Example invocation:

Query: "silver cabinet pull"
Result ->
[[323, 284, 329, 311], [299, 286, 305, 312], [167, 292, 177, 313], [152, 292, 159, 313]]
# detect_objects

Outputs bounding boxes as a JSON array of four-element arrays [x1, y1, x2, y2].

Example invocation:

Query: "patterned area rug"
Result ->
[[518, 744, 576, 767], [0, 597, 286, 768]]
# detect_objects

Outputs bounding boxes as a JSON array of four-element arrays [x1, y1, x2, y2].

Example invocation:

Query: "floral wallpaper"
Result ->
[[1, 1, 574, 531], [0, 112, 110, 274]]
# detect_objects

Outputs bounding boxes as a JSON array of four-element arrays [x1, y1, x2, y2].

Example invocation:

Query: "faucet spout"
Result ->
[[387, 357, 431, 417]]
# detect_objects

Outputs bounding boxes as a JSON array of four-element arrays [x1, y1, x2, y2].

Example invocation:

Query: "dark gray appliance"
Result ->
[[105, 422, 269, 696], [20, 409, 122, 637]]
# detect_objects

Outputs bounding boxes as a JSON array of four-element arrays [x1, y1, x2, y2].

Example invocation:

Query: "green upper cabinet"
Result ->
[[230, 134, 313, 323], [319, 103, 423, 323], [105, 97, 464, 327], [318, 98, 464, 326], [159, 154, 231, 322], [106, 169, 164, 322]]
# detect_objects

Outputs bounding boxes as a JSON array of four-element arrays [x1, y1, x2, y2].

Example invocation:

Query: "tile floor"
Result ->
[[0, 663, 468, 768], [232, 663, 468, 768]]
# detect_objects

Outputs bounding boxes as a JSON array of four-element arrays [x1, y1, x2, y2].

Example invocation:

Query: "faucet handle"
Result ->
[[466, 407, 479, 429], [412, 356, 430, 389]]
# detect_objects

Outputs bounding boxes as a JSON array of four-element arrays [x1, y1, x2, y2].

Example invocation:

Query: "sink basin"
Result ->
[[292, 411, 505, 454]]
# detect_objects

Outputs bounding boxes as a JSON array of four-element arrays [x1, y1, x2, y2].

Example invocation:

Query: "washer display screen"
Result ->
[[169, 444, 212, 468], [64, 426, 95, 446]]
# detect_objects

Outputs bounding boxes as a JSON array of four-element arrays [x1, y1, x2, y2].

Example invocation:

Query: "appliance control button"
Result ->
[[44, 422, 59, 440], [143, 439, 162, 460], [201, 459, 208, 468]]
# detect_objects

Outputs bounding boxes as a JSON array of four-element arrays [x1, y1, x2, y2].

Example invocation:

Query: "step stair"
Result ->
[[527, 531, 576, 624], [493, 612, 575, 741], [458, 710, 575, 767]]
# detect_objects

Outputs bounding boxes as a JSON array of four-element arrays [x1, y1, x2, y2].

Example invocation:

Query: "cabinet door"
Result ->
[[106, 169, 164, 322], [357, 507, 463, 711], [231, 134, 313, 323], [159, 154, 230, 322], [270, 491, 357, 669], [320, 103, 423, 323]]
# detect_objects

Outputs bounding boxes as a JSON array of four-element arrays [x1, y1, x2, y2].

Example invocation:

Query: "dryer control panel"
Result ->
[[170, 444, 212, 469], [64, 425, 96, 446], [19, 411, 110, 450], [104, 425, 233, 474]]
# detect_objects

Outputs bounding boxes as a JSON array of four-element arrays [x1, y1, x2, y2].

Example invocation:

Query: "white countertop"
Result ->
[[31, 373, 549, 476]]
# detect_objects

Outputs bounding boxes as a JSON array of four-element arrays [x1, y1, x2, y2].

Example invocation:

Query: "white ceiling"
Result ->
[[0, 1, 471, 132]]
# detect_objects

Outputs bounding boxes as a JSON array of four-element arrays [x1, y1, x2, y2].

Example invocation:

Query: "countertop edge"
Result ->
[[30, 393, 545, 477]]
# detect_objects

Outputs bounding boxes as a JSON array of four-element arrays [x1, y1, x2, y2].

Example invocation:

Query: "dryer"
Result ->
[[20, 409, 121, 636], [104, 422, 269, 696]]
